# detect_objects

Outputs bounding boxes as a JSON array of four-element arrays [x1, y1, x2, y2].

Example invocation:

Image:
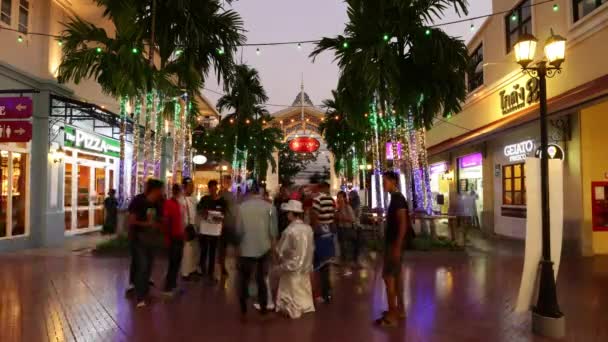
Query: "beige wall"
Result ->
[[580, 101, 608, 255], [428, 0, 608, 147]]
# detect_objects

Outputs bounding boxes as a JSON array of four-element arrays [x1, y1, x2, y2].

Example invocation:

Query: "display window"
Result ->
[[0, 147, 30, 240]]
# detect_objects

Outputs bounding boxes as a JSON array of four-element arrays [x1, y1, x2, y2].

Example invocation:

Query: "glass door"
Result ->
[[76, 164, 91, 229], [93, 167, 106, 226]]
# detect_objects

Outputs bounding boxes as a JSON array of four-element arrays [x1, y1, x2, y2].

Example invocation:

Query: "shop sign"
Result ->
[[385, 142, 403, 160], [429, 162, 448, 175], [64, 126, 120, 157], [289, 137, 320, 153], [504, 139, 536, 162], [459, 153, 482, 169], [0, 97, 33, 119], [0, 121, 32, 142], [499, 78, 540, 115], [534, 143, 565, 160]]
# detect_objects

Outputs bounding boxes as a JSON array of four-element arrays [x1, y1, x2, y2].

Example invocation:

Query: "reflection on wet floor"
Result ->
[[0, 243, 607, 341]]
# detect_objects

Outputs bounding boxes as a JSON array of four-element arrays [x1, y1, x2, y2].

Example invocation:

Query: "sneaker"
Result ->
[[136, 300, 147, 308], [253, 303, 276, 311]]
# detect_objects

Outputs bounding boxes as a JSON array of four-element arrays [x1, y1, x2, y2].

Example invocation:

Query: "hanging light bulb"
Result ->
[[553, 4, 559, 12], [383, 34, 390, 42], [57, 40, 63, 46], [425, 29, 431, 36], [297, 43, 302, 50], [132, 47, 139, 54], [511, 13, 518, 21], [470, 22, 476, 31], [17, 35, 24, 43], [96, 47, 102, 53], [256, 48, 261, 56], [342, 41, 349, 48], [217, 47, 225, 55]]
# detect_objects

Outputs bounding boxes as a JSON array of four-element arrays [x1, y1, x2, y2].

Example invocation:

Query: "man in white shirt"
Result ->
[[179, 177, 200, 280]]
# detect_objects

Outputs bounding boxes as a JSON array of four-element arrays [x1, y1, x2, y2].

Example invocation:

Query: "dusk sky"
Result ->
[[204, 0, 492, 114]]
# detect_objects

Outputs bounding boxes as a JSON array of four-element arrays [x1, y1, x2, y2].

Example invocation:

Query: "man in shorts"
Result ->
[[376, 171, 409, 326]]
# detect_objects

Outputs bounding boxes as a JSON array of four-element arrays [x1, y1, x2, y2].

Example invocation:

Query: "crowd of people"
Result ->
[[124, 171, 410, 327]]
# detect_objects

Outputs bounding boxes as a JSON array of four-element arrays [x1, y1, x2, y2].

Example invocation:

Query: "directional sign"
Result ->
[[0, 121, 32, 142], [0, 97, 33, 119]]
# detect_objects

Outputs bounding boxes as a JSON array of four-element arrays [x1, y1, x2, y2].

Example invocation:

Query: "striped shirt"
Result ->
[[313, 193, 335, 225]]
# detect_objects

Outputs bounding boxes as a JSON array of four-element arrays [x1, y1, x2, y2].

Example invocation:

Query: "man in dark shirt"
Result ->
[[128, 179, 164, 308], [197, 180, 226, 283], [377, 171, 409, 326]]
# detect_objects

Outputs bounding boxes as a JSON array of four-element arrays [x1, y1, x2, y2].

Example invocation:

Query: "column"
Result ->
[[31, 90, 65, 248]]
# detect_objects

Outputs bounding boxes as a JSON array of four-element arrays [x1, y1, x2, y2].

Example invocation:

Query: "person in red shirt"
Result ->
[[162, 184, 185, 296]]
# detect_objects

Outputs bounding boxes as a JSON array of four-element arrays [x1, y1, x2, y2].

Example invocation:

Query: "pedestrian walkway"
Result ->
[[0, 236, 606, 341]]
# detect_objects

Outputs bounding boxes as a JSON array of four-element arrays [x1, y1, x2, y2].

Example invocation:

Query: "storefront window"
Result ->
[[64, 163, 73, 230], [503, 163, 526, 205], [11, 152, 26, 236], [0, 149, 29, 239], [0, 151, 7, 237]]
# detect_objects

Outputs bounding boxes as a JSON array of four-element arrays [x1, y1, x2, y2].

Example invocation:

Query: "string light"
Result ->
[[383, 34, 390, 41], [217, 47, 225, 55], [425, 29, 431, 36], [511, 14, 518, 21], [57, 40, 63, 46], [470, 22, 475, 31], [553, 4, 559, 11], [342, 41, 349, 48], [256, 48, 261, 56], [17, 35, 24, 43], [297, 43, 302, 49], [96, 47, 102, 53], [132, 47, 139, 54]]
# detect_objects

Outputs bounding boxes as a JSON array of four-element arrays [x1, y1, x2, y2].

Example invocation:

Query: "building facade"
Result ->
[[0, 0, 216, 251], [426, 0, 608, 255]]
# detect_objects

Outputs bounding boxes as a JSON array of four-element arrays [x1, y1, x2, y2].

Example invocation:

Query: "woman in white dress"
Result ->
[[275, 200, 315, 319]]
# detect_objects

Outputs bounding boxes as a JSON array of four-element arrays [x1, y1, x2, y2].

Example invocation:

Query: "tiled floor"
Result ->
[[0, 237, 606, 342]]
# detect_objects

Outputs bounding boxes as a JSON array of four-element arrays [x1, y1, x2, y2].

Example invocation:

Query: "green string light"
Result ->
[[132, 47, 139, 54], [217, 47, 225, 55], [511, 14, 517, 21], [425, 29, 431, 36], [383, 34, 389, 42], [553, 4, 559, 12], [342, 41, 349, 48], [17, 35, 23, 43], [96, 47, 102, 54]]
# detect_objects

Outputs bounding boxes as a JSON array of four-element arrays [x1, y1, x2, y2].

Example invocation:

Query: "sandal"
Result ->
[[374, 316, 397, 327], [382, 310, 406, 320]]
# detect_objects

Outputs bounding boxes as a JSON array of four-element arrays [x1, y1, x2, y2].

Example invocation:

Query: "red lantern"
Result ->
[[289, 137, 320, 153]]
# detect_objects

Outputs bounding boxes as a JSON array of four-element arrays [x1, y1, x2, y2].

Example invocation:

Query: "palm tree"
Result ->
[[320, 89, 368, 181], [215, 64, 273, 180], [58, 0, 244, 198], [311, 0, 470, 211]]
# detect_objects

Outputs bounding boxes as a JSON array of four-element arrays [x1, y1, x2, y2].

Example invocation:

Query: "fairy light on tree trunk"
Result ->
[[118, 97, 128, 203], [142, 91, 154, 186], [131, 98, 142, 196]]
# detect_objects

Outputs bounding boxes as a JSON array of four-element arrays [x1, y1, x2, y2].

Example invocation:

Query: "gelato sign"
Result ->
[[499, 78, 540, 115], [504, 139, 536, 162], [64, 126, 120, 157]]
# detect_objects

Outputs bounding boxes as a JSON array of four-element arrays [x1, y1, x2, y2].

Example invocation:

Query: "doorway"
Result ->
[[64, 151, 116, 234]]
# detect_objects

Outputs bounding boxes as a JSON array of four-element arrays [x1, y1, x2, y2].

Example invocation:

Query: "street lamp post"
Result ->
[[514, 29, 566, 338]]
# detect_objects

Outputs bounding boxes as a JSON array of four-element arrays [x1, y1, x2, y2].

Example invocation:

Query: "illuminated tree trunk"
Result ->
[[142, 91, 154, 187], [118, 97, 128, 204], [130, 98, 142, 197]]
